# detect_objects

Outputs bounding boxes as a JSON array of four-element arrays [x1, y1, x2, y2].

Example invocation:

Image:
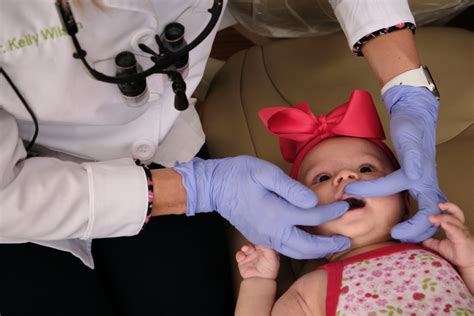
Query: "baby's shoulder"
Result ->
[[291, 269, 328, 315]]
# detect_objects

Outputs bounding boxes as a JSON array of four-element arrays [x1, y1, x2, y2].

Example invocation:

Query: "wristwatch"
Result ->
[[381, 65, 440, 100]]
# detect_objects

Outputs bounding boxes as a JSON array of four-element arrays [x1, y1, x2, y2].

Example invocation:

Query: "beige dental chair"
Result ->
[[198, 27, 474, 298]]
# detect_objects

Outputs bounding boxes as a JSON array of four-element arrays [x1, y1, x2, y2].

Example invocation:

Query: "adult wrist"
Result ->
[[382, 85, 439, 117], [353, 23, 416, 56], [381, 66, 440, 100], [134, 159, 154, 226], [173, 157, 218, 216], [361, 29, 420, 86], [150, 168, 187, 217]]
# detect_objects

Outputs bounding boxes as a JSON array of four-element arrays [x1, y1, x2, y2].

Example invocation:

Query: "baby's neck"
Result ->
[[327, 240, 399, 262]]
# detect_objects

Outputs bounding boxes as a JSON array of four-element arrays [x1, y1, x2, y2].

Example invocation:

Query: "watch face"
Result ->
[[422, 66, 440, 100]]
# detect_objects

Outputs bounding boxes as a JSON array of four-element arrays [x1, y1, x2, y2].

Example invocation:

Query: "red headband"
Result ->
[[258, 90, 399, 178]]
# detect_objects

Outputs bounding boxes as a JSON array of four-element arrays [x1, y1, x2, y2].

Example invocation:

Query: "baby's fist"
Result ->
[[236, 244, 280, 280]]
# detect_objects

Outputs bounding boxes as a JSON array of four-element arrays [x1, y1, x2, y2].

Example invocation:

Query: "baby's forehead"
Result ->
[[301, 137, 391, 168]]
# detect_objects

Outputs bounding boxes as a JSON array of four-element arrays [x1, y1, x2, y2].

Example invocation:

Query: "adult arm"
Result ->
[[362, 29, 420, 85], [0, 108, 148, 241], [330, 0, 446, 243], [0, 108, 197, 238], [0, 106, 350, 261]]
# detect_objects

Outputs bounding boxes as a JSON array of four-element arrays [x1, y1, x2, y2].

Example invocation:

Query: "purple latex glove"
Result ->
[[345, 86, 447, 243], [174, 155, 351, 259]]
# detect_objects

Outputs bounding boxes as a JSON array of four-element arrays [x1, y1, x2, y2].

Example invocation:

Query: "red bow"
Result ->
[[259, 90, 395, 178]]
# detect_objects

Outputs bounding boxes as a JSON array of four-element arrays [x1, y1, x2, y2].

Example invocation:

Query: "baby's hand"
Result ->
[[422, 202, 474, 269], [236, 244, 280, 280]]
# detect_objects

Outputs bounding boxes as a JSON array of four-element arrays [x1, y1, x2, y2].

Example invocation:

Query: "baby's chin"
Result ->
[[305, 221, 393, 246], [312, 226, 395, 251]]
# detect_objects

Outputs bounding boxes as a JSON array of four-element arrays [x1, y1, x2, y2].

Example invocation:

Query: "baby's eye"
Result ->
[[359, 164, 375, 173], [314, 174, 331, 184]]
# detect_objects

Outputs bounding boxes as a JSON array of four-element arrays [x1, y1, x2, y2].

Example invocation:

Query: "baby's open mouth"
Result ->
[[344, 197, 366, 210]]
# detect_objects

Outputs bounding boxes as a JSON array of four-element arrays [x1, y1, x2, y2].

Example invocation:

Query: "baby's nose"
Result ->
[[333, 170, 359, 185]]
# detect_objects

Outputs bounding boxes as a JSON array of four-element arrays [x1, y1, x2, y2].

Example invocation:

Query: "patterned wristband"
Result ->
[[134, 159, 154, 227], [352, 22, 416, 56]]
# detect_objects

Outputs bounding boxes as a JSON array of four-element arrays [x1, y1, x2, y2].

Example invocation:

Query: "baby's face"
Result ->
[[297, 137, 405, 247]]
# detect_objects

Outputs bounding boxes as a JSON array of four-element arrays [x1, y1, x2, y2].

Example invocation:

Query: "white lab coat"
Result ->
[[0, 0, 414, 268]]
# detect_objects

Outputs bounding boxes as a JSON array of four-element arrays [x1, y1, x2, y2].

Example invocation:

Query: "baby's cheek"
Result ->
[[311, 183, 335, 205], [361, 171, 386, 181], [310, 222, 334, 236], [371, 194, 405, 223]]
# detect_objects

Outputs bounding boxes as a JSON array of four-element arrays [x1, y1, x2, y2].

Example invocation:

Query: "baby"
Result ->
[[235, 91, 474, 315]]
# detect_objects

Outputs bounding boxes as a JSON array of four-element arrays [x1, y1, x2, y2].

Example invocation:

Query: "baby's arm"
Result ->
[[235, 244, 280, 316], [235, 244, 326, 316], [422, 202, 474, 294]]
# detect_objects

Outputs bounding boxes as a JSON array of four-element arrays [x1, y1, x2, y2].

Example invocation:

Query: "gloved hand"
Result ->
[[174, 155, 351, 259], [345, 85, 447, 243]]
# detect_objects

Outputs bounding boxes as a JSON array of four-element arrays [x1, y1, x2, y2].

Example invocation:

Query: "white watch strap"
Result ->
[[381, 66, 435, 95]]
